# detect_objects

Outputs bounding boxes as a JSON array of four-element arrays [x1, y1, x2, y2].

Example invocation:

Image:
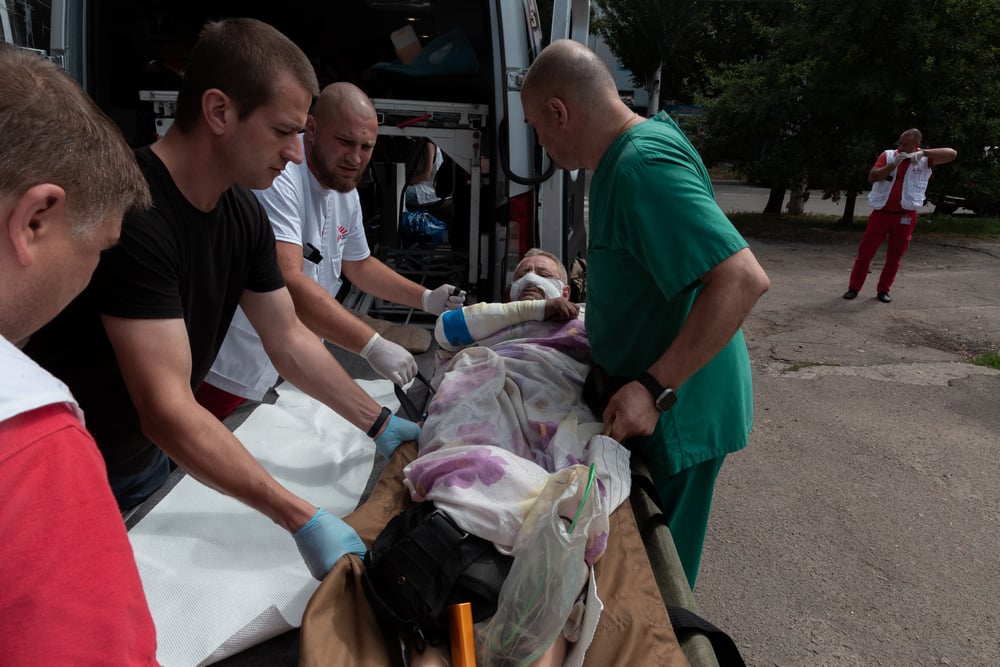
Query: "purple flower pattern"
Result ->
[[409, 315, 630, 576], [408, 447, 508, 500]]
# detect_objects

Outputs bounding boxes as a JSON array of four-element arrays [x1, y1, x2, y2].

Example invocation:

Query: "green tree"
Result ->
[[594, 0, 709, 113], [702, 0, 1000, 221]]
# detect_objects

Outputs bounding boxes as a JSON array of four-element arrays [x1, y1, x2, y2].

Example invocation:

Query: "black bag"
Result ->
[[582, 365, 630, 420], [361, 502, 513, 652]]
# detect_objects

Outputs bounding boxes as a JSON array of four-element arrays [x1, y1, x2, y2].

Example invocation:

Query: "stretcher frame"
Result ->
[[395, 354, 720, 665], [124, 346, 721, 666], [311, 374, 722, 667]]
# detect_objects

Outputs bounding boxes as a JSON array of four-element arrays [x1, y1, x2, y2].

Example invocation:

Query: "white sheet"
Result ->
[[128, 379, 398, 666]]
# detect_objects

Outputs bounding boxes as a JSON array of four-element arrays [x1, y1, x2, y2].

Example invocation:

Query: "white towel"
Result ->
[[128, 379, 397, 666]]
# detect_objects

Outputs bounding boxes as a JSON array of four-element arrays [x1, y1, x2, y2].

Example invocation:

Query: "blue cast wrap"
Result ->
[[440, 309, 474, 347]]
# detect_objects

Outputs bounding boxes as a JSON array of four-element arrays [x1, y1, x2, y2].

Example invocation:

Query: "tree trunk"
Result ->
[[764, 185, 785, 214], [647, 64, 662, 117], [786, 190, 805, 214], [786, 177, 809, 215], [840, 191, 858, 225]]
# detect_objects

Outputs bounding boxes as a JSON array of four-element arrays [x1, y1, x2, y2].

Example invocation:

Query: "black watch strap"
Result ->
[[636, 371, 677, 412], [636, 371, 664, 402]]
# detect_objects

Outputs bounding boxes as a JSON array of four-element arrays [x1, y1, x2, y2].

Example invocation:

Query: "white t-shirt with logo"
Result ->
[[204, 136, 371, 400]]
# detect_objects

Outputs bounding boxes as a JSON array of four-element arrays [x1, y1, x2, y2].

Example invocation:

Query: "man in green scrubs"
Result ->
[[521, 39, 770, 588]]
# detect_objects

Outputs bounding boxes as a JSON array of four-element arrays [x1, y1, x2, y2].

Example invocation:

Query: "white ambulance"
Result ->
[[2, 0, 590, 303]]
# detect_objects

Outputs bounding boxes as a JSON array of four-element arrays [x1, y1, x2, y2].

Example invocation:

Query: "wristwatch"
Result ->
[[636, 371, 677, 412]]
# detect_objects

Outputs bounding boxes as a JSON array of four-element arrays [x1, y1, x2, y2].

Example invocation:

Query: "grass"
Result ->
[[972, 352, 1000, 370], [919, 215, 1000, 237], [728, 211, 1000, 243]]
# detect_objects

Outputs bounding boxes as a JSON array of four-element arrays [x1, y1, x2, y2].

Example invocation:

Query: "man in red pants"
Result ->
[[844, 128, 956, 303]]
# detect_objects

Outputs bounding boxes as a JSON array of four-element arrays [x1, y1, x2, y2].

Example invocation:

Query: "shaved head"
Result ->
[[306, 82, 379, 192], [520, 39, 636, 171], [902, 128, 922, 144], [313, 82, 377, 125], [521, 39, 618, 108]]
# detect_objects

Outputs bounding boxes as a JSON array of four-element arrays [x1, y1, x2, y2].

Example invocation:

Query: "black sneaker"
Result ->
[[842, 289, 858, 300], [877, 291, 892, 303]]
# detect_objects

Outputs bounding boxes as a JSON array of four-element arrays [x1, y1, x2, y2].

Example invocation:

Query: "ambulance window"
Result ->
[[1, 0, 51, 50]]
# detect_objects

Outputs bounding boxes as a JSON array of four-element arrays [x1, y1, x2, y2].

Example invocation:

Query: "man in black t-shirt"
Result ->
[[26, 18, 420, 582]]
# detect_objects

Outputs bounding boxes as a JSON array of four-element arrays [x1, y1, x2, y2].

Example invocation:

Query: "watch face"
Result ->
[[656, 389, 677, 411]]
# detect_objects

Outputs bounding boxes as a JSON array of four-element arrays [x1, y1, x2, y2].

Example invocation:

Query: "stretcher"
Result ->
[[126, 344, 723, 666], [298, 442, 718, 667], [296, 318, 722, 667]]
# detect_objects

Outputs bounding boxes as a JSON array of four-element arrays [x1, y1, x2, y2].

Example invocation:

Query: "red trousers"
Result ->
[[849, 209, 917, 293], [194, 381, 247, 420]]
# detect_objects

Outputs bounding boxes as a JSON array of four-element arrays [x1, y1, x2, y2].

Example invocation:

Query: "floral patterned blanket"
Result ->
[[403, 316, 631, 561]]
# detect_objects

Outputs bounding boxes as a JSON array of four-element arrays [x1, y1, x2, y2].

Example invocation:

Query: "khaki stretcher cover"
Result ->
[[299, 442, 690, 667]]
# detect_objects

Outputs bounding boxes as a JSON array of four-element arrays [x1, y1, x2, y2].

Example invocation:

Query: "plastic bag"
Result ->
[[400, 210, 448, 248], [477, 464, 600, 666]]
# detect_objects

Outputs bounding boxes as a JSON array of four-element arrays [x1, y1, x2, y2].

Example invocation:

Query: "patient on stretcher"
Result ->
[[375, 249, 631, 666]]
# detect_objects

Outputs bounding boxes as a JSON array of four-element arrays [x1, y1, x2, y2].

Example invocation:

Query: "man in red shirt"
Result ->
[[0, 44, 159, 665], [844, 128, 957, 303]]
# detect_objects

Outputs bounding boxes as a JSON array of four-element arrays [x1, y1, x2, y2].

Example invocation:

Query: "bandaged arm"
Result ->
[[435, 300, 546, 351]]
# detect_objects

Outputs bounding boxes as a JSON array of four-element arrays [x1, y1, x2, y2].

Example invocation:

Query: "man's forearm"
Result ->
[[263, 319, 384, 433], [285, 271, 374, 353], [923, 147, 958, 165], [140, 396, 316, 532], [869, 161, 896, 183], [434, 300, 545, 351], [343, 257, 428, 310], [647, 248, 769, 389]]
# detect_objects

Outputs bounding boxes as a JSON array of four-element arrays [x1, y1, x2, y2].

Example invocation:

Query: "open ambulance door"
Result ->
[[1, 0, 85, 83], [492, 0, 589, 299]]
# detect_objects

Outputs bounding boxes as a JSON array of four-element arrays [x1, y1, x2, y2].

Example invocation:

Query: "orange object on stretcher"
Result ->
[[448, 602, 476, 667]]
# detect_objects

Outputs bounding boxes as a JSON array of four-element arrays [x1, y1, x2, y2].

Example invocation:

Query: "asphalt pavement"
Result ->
[[693, 190, 1000, 666]]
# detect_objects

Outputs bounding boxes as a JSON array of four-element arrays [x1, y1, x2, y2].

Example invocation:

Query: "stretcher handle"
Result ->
[[393, 372, 435, 423]]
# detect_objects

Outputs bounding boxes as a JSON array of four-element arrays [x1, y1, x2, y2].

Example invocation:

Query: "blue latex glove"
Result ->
[[293, 508, 366, 580], [372, 414, 421, 459]]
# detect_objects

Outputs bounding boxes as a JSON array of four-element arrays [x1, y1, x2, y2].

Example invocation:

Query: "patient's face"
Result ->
[[512, 255, 568, 300]]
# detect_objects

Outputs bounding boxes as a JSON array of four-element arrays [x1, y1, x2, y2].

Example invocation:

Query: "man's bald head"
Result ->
[[520, 39, 635, 171], [306, 82, 379, 192], [521, 39, 618, 109], [313, 82, 377, 125]]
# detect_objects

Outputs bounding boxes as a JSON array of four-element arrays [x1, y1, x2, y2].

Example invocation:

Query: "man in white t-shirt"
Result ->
[[198, 82, 465, 418]]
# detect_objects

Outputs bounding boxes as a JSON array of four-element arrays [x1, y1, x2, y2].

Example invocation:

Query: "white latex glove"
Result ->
[[891, 152, 909, 165], [909, 150, 925, 164], [359, 333, 418, 385], [422, 284, 467, 315]]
